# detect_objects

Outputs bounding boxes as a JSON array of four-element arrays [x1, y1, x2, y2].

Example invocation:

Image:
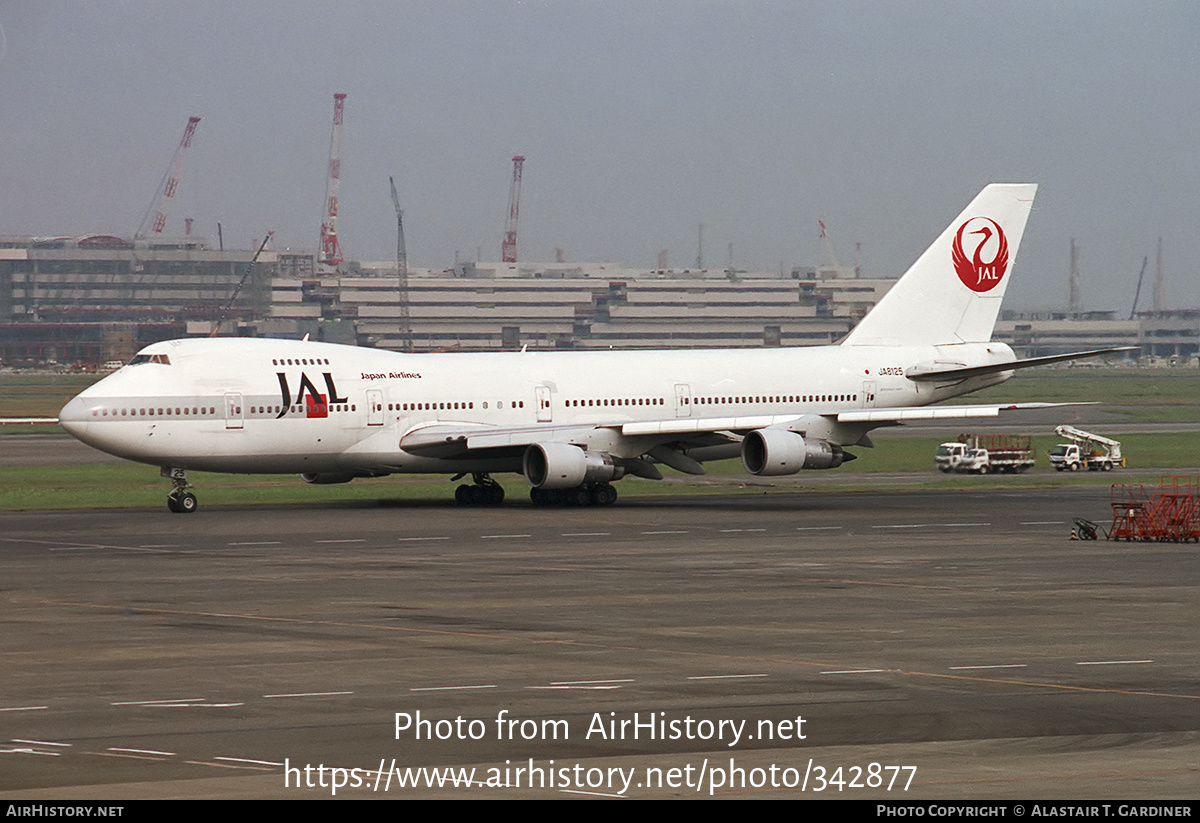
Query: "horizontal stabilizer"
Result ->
[[906, 347, 1138, 381]]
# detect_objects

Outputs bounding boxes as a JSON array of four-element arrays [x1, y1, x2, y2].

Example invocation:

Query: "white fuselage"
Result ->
[[58, 336, 1011, 477], [56, 185, 1052, 507]]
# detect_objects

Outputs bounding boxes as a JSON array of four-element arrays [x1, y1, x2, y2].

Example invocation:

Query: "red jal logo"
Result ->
[[952, 217, 1008, 292]]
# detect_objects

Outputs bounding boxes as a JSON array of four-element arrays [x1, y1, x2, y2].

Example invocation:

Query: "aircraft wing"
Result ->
[[399, 419, 750, 460], [621, 403, 1086, 433], [400, 422, 602, 457], [399, 402, 1081, 460], [620, 413, 803, 436], [834, 401, 1085, 424]]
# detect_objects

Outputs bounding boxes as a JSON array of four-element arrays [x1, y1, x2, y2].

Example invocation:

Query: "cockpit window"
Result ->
[[128, 353, 171, 366]]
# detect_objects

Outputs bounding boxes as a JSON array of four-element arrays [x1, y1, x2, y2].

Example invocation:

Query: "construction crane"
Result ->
[[1068, 238, 1081, 312], [389, 176, 408, 277], [1130, 255, 1149, 319], [136, 116, 201, 239], [318, 93, 347, 269], [389, 176, 411, 351], [501, 155, 525, 263], [210, 232, 274, 337], [1154, 236, 1164, 312], [819, 220, 843, 275]]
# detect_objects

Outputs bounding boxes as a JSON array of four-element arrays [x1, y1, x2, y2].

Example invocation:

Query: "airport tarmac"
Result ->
[[1, 487, 1197, 799]]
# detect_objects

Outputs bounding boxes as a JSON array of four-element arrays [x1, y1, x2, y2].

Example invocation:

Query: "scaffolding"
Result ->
[[1109, 477, 1200, 542]]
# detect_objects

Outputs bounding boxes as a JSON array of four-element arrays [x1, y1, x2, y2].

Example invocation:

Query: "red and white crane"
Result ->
[[501, 155, 525, 263], [137, 116, 200, 238], [318, 93, 347, 269]]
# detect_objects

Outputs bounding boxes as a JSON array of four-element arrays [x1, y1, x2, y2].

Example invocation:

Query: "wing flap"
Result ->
[[466, 425, 599, 450], [621, 414, 799, 436], [400, 422, 603, 456], [837, 402, 1086, 424]]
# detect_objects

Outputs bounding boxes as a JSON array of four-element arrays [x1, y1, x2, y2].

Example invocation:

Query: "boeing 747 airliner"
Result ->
[[58, 184, 1125, 512]]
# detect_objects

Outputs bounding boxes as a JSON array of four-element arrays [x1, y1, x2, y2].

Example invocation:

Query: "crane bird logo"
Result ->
[[951, 217, 1009, 292]]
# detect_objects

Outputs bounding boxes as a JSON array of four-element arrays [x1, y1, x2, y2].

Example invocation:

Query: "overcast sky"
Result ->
[[1, 1, 1197, 311]]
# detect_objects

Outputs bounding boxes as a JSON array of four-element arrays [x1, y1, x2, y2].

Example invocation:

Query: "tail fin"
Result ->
[[841, 184, 1037, 347]]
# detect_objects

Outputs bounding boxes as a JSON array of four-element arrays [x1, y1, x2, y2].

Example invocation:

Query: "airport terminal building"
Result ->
[[1, 236, 1195, 366]]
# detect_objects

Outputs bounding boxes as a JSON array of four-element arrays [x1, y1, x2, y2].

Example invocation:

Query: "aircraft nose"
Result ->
[[58, 395, 91, 438]]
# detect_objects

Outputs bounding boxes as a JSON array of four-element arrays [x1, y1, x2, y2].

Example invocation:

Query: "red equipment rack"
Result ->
[[1110, 477, 1199, 542]]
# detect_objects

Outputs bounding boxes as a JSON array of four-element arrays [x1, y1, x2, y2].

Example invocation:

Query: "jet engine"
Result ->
[[741, 429, 845, 475], [523, 442, 625, 489]]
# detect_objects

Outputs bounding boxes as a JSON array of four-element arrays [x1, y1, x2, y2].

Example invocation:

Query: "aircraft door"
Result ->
[[224, 392, 244, 429], [674, 383, 692, 417], [367, 390, 384, 426], [535, 386, 552, 423], [861, 380, 877, 408]]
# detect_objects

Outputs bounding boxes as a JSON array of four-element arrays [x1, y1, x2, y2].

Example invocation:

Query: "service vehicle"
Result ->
[[936, 434, 1035, 474], [1050, 425, 1123, 471]]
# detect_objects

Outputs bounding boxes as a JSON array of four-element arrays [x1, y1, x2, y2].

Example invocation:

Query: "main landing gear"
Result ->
[[530, 483, 618, 507], [163, 467, 198, 514], [454, 473, 506, 506]]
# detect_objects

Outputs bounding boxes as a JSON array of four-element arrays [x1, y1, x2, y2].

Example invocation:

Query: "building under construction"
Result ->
[[3, 239, 1195, 367], [0, 238, 900, 364], [0, 235, 275, 364]]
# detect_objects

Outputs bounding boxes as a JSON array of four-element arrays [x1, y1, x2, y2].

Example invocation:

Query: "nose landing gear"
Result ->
[[163, 467, 198, 513]]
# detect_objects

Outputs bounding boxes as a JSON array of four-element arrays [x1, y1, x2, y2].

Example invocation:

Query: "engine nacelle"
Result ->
[[301, 472, 356, 485], [523, 442, 625, 489], [741, 429, 844, 475]]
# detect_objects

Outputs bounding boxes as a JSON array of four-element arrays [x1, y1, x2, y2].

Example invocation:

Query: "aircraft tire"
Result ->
[[484, 484, 505, 505], [167, 495, 181, 513], [177, 492, 198, 513], [589, 484, 618, 506]]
